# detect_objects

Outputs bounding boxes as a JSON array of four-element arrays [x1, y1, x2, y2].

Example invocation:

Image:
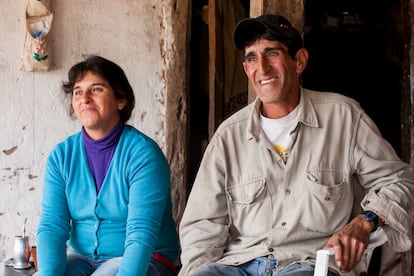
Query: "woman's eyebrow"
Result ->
[[91, 82, 107, 87], [73, 82, 107, 89]]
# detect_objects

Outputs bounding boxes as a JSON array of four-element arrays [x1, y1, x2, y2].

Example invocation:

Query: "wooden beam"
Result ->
[[164, 0, 191, 225], [250, 0, 264, 17], [208, 0, 224, 138]]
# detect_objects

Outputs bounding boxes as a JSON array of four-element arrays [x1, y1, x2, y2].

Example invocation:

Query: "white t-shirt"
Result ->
[[260, 105, 300, 163]]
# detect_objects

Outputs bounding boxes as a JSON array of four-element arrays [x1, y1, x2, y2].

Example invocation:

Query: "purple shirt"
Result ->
[[82, 121, 124, 192]]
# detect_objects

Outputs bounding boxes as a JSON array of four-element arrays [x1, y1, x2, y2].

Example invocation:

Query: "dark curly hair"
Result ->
[[62, 55, 135, 122]]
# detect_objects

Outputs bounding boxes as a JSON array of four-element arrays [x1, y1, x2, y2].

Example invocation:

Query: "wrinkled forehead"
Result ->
[[243, 38, 290, 57]]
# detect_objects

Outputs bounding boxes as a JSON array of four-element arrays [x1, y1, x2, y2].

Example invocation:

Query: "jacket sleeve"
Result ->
[[353, 112, 414, 252], [179, 138, 230, 276]]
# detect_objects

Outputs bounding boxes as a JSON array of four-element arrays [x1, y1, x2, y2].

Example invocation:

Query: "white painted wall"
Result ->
[[0, 0, 170, 260]]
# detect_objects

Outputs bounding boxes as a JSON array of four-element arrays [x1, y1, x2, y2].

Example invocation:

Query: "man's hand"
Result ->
[[323, 215, 374, 272]]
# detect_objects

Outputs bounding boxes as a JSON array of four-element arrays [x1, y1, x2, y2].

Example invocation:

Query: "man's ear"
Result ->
[[242, 61, 248, 74], [295, 48, 309, 74]]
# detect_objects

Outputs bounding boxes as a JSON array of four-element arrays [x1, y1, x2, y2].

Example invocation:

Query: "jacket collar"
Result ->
[[246, 87, 320, 140], [298, 87, 319, 128]]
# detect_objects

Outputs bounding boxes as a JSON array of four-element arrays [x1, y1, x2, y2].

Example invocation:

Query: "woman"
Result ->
[[36, 55, 179, 275]]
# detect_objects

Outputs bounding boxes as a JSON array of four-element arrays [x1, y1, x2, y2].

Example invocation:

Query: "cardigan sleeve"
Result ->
[[116, 137, 172, 276], [36, 146, 71, 276]]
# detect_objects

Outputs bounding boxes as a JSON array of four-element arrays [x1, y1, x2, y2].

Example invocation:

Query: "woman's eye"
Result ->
[[73, 90, 81, 96], [92, 87, 103, 93]]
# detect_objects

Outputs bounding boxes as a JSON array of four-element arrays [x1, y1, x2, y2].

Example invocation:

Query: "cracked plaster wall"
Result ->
[[0, 0, 171, 260]]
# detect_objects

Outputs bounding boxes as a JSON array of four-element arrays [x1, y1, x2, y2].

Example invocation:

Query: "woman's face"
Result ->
[[72, 71, 126, 139]]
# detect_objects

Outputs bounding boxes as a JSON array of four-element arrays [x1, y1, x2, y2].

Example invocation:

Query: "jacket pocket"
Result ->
[[226, 178, 271, 236], [227, 178, 266, 204], [301, 169, 352, 234]]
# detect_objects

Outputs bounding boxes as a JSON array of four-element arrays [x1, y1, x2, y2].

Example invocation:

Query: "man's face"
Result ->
[[242, 38, 304, 116]]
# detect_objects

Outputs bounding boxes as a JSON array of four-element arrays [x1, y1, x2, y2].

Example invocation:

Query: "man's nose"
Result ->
[[257, 56, 270, 74]]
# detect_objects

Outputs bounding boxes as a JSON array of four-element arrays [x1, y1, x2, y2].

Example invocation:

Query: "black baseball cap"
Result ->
[[233, 14, 303, 56]]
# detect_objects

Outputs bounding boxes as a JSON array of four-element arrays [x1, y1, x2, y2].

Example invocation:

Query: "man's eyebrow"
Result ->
[[244, 46, 286, 59], [263, 46, 285, 53], [244, 51, 256, 59]]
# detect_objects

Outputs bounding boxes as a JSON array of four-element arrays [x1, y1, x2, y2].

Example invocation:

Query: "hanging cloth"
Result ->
[[20, 0, 54, 72]]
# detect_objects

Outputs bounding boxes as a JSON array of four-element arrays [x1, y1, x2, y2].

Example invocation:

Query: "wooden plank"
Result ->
[[164, 0, 191, 225], [400, 0, 413, 274], [250, 0, 263, 17], [208, 0, 224, 139]]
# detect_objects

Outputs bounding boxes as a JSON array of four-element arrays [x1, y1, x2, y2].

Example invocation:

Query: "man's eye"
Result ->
[[268, 50, 279, 57], [245, 56, 257, 63]]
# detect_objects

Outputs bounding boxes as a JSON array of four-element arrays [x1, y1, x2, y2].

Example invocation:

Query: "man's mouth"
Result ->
[[258, 77, 276, 85]]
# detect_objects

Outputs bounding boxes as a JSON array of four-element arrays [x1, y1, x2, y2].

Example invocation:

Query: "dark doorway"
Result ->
[[188, 1, 249, 190], [302, 0, 403, 156], [188, 0, 209, 194]]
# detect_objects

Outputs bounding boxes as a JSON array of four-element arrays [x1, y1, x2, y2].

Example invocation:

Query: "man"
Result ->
[[179, 14, 414, 276]]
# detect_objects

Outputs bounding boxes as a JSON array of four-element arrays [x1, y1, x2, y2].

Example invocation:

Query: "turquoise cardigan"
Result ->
[[36, 125, 179, 275]]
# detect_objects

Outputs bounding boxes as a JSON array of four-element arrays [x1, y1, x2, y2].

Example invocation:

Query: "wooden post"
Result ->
[[164, 0, 191, 225], [208, 0, 224, 139]]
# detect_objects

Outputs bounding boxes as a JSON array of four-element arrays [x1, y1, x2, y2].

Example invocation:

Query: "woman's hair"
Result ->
[[62, 55, 135, 122]]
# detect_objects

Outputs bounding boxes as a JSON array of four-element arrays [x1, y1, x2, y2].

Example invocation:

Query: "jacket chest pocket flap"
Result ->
[[227, 178, 266, 205]]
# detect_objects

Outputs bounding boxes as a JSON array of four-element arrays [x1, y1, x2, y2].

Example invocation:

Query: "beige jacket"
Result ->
[[179, 88, 414, 276]]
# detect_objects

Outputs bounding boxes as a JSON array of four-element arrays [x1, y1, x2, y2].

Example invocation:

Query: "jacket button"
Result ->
[[268, 247, 274, 252], [285, 189, 291, 195], [281, 222, 286, 227]]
